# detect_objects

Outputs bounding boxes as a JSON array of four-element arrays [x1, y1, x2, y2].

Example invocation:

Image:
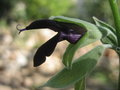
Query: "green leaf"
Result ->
[[93, 17, 116, 34], [50, 16, 102, 68], [40, 45, 105, 88], [93, 17, 118, 46], [75, 77, 86, 90]]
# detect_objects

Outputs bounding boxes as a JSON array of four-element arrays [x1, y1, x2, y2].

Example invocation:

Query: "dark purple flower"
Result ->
[[18, 19, 86, 67]]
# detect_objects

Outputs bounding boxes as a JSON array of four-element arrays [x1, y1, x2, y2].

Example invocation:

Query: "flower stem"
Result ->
[[75, 78, 86, 90], [108, 0, 120, 90], [118, 54, 120, 90], [108, 0, 120, 45]]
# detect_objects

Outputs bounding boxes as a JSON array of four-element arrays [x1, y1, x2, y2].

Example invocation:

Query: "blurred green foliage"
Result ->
[[0, 0, 17, 18], [24, 0, 72, 19], [0, 0, 72, 23], [0, 0, 115, 24], [76, 0, 113, 24]]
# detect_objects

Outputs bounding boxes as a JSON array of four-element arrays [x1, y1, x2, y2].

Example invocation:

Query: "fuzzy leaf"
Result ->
[[93, 17, 118, 47], [93, 17, 116, 34], [40, 45, 105, 88]]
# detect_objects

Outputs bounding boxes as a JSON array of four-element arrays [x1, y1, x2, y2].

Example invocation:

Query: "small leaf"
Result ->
[[50, 16, 102, 68], [75, 77, 86, 90], [40, 45, 105, 88], [93, 17, 118, 46], [93, 17, 116, 34]]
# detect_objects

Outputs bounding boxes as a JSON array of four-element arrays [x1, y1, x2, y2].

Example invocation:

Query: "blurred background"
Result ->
[[0, 0, 119, 90]]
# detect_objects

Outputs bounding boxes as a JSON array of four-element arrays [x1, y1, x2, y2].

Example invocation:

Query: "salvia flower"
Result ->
[[17, 19, 87, 67]]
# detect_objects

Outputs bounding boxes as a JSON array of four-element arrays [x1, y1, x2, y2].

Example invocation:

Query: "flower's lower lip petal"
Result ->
[[34, 56, 46, 67], [33, 34, 60, 67]]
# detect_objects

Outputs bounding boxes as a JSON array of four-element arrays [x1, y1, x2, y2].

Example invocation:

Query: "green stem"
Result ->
[[108, 0, 120, 45], [75, 78, 86, 90], [108, 0, 120, 90], [118, 54, 120, 90]]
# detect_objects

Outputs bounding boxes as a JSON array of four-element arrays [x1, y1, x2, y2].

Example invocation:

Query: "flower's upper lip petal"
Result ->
[[18, 19, 87, 35], [56, 21, 87, 34], [25, 19, 62, 32], [33, 34, 60, 67]]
